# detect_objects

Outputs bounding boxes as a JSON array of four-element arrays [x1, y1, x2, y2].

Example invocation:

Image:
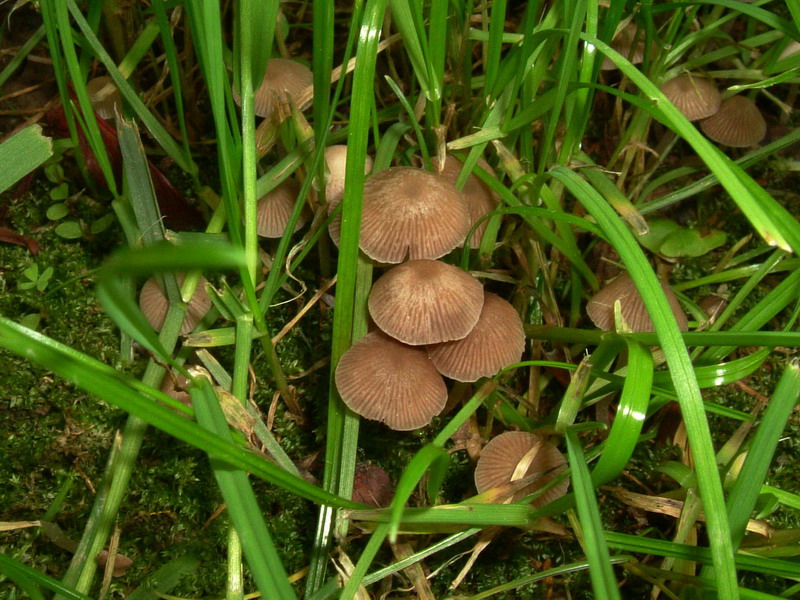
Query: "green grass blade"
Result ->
[[565, 429, 622, 600], [0, 125, 52, 195], [550, 166, 739, 599], [0, 554, 90, 600], [190, 378, 296, 600], [0, 317, 361, 510], [725, 360, 800, 549], [591, 341, 653, 486]]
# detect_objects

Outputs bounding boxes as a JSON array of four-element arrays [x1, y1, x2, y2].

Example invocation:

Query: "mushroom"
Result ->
[[586, 272, 688, 332], [322, 145, 374, 246], [86, 76, 121, 121], [433, 154, 499, 248], [601, 23, 649, 70], [358, 166, 471, 263], [139, 274, 212, 335], [352, 462, 395, 508], [700, 96, 766, 147], [234, 58, 313, 121], [368, 259, 485, 345], [474, 431, 569, 506], [335, 331, 447, 430], [427, 291, 525, 382], [660, 74, 721, 121], [256, 178, 308, 238]]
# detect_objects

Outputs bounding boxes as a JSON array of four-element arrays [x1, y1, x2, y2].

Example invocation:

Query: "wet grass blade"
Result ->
[[566, 429, 622, 600], [551, 166, 739, 599], [591, 341, 653, 486], [190, 378, 296, 599]]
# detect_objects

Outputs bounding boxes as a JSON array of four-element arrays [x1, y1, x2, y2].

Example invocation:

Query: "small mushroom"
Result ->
[[234, 58, 313, 121], [86, 76, 121, 120], [335, 331, 447, 430], [660, 74, 721, 121], [323, 145, 374, 246], [586, 273, 688, 332], [359, 166, 471, 263], [474, 431, 569, 506], [434, 154, 499, 248], [427, 291, 525, 382], [139, 274, 212, 335], [256, 179, 308, 238], [601, 23, 649, 70], [700, 96, 766, 147], [352, 462, 395, 507], [368, 259, 484, 345]]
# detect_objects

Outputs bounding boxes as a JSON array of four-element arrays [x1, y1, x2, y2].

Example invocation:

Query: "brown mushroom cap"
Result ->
[[324, 145, 374, 246], [256, 179, 308, 238], [427, 291, 525, 382], [700, 96, 766, 147], [359, 166, 471, 263], [586, 273, 688, 332], [474, 431, 569, 506], [335, 331, 447, 430], [434, 155, 499, 248], [234, 58, 313, 120], [660, 74, 721, 121], [601, 23, 648, 70], [139, 274, 212, 335], [368, 259, 485, 345], [86, 76, 121, 120]]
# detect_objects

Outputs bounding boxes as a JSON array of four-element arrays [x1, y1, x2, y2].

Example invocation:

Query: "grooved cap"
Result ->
[[368, 259, 484, 345], [360, 167, 470, 263], [434, 155, 499, 248], [427, 292, 525, 382], [324, 145, 374, 246], [660, 74, 721, 121], [234, 58, 313, 119], [586, 273, 688, 332], [256, 179, 307, 238], [700, 96, 766, 147], [139, 275, 212, 335], [335, 332, 447, 430], [474, 431, 569, 506]]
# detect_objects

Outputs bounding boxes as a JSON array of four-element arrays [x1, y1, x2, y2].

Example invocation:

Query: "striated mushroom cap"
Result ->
[[700, 96, 766, 147], [474, 431, 569, 506], [359, 166, 471, 263], [234, 58, 313, 120], [324, 145, 374, 246], [256, 179, 308, 238], [434, 154, 499, 248], [660, 74, 721, 121], [87, 76, 121, 121], [368, 259, 484, 345], [427, 291, 525, 382], [601, 23, 648, 70], [335, 332, 447, 430], [586, 273, 688, 332], [139, 274, 212, 335]]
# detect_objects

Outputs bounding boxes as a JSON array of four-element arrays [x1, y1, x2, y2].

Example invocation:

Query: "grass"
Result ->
[[1, 0, 800, 598]]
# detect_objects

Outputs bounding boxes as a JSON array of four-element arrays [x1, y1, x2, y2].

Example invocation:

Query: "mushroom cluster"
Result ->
[[333, 159, 525, 431], [659, 73, 766, 147]]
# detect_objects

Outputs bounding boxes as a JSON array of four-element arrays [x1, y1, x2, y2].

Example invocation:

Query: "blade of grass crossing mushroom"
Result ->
[[591, 341, 653, 486], [190, 378, 296, 600], [550, 167, 740, 599], [587, 34, 800, 254], [305, 1, 387, 595], [565, 429, 622, 600]]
